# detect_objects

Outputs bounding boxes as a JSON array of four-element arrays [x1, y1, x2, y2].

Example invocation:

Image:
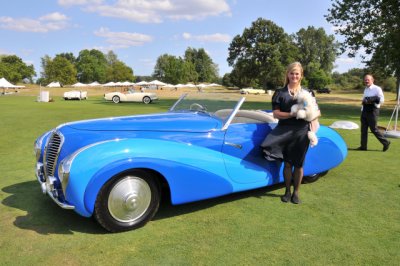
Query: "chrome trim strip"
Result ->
[[224, 142, 243, 149], [222, 97, 246, 131]]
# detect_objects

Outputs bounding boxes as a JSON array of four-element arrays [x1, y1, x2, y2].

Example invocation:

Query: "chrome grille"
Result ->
[[44, 132, 63, 177]]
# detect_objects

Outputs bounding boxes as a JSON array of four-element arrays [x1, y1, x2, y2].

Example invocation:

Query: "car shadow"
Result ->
[[154, 183, 284, 221], [2, 181, 107, 235], [2, 180, 284, 234]]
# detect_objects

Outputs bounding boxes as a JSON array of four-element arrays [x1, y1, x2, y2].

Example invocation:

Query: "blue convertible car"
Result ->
[[34, 94, 347, 232]]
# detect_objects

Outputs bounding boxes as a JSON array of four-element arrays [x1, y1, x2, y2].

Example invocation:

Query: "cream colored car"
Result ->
[[104, 89, 158, 104], [240, 88, 265, 95]]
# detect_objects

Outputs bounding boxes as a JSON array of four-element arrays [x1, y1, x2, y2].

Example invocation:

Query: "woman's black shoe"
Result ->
[[291, 194, 301, 204], [281, 192, 291, 203]]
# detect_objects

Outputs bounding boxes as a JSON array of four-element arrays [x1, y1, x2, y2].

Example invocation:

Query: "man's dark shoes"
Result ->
[[291, 194, 301, 204], [383, 141, 391, 152], [355, 146, 367, 151], [281, 191, 291, 203]]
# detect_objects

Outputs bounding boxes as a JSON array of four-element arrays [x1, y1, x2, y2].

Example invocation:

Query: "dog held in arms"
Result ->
[[290, 89, 321, 147]]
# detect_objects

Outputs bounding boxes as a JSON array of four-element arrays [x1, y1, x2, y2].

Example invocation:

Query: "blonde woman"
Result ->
[[261, 62, 317, 204]]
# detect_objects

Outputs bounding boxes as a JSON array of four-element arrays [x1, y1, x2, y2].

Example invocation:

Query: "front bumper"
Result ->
[[36, 162, 75, 210]]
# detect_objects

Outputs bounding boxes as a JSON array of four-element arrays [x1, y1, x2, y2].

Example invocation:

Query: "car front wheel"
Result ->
[[112, 95, 120, 103], [142, 96, 151, 104], [94, 170, 160, 232]]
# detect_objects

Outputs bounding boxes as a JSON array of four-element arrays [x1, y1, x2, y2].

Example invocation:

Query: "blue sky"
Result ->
[[0, 0, 365, 78]]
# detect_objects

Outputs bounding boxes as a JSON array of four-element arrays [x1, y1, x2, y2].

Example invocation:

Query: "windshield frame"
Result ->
[[169, 93, 246, 131]]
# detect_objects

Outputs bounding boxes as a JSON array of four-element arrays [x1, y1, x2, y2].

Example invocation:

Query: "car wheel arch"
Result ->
[[93, 168, 163, 232], [83, 162, 170, 214]]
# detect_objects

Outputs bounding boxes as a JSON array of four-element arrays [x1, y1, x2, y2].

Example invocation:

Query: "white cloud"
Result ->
[[0, 13, 69, 33], [58, 0, 103, 6], [65, 0, 231, 23], [39, 12, 68, 21], [182, 32, 231, 42], [94, 27, 153, 48]]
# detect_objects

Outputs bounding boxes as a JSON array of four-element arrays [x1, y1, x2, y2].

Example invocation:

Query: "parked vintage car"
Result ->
[[104, 89, 157, 104], [34, 94, 347, 232], [316, 88, 331, 94], [63, 90, 87, 100], [240, 87, 265, 95]]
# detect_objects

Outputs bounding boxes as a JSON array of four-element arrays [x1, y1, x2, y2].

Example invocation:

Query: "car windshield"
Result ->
[[169, 93, 244, 114], [169, 93, 277, 127]]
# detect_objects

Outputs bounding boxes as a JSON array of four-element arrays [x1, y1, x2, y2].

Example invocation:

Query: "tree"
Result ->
[[76, 49, 108, 83], [0, 55, 36, 83], [153, 54, 191, 84], [227, 18, 298, 90], [293, 26, 339, 78], [326, 0, 400, 98], [43, 55, 77, 85], [307, 68, 331, 90], [184, 47, 218, 83], [105, 51, 134, 82]]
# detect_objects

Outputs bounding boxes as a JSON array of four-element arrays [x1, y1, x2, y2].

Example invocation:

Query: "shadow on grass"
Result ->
[[2, 181, 106, 235], [2, 180, 285, 234], [154, 183, 284, 221]]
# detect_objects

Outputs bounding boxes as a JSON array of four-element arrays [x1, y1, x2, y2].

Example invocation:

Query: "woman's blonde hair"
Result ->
[[284, 62, 304, 86]]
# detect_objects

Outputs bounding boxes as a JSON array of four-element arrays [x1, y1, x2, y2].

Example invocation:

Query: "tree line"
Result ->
[[1, 0, 398, 94]]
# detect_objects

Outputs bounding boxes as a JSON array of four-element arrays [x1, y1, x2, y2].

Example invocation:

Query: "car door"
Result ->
[[221, 122, 283, 187]]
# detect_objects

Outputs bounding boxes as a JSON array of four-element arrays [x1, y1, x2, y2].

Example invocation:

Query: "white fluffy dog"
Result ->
[[291, 90, 321, 147]]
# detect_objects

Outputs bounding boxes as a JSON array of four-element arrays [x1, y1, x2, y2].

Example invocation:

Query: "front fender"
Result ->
[[65, 138, 231, 217]]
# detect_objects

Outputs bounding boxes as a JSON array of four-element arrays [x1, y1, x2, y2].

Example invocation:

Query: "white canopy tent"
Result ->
[[0, 77, 17, 88], [1, 77, 24, 94], [71, 82, 87, 87], [47, 81, 61, 88], [148, 80, 167, 86], [102, 82, 117, 87], [135, 81, 149, 86], [88, 81, 100, 86]]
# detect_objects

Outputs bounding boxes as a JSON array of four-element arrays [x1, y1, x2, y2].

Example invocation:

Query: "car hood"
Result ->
[[64, 112, 221, 132]]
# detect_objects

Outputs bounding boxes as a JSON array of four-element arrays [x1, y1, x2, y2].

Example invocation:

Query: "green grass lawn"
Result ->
[[0, 94, 399, 265]]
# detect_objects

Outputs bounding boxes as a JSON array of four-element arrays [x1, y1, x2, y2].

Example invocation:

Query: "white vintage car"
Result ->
[[63, 90, 88, 100], [104, 89, 158, 104], [240, 88, 265, 95]]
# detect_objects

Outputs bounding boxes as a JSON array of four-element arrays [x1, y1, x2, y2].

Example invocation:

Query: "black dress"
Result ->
[[261, 86, 310, 168]]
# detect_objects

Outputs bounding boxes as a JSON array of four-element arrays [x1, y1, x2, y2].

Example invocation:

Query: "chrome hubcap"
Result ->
[[108, 176, 151, 223]]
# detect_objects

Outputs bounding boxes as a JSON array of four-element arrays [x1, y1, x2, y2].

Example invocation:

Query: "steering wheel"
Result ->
[[189, 103, 206, 112]]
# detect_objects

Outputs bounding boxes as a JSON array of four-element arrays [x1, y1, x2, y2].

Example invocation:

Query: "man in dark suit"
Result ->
[[357, 74, 390, 152]]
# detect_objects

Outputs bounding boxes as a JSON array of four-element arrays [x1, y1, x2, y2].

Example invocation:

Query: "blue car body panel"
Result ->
[[35, 105, 348, 218]]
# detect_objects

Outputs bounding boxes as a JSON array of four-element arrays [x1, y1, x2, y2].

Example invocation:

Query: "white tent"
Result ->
[[47, 81, 61, 88], [102, 82, 116, 87], [121, 81, 134, 86], [135, 81, 149, 86], [0, 77, 17, 88], [72, 82, 87, 87], [149, 80, 167, 86], [88, 81, 100, 86]]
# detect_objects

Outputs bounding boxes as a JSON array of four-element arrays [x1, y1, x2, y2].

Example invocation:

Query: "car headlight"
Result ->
[[58, 154, 75, 196]]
